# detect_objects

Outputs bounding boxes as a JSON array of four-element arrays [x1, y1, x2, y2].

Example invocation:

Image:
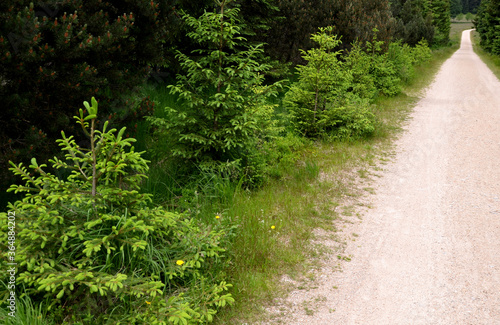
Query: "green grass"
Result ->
[[471, 30, 500, 81], [450, 22, 474, 45], [0, 292, 54, 325]]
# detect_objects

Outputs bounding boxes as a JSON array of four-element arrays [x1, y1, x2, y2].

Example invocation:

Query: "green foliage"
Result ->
[[427, 0, 452, 45], [347, 38, 431, 98], [387, 41, 416, 84], [465, 12, 475, 21], [411, 39, 433, 65], [461, 0, 481, 14], [345, 42, 378, 101], [284, 27, 375, 138], [284, 26, 431, 139], [147, 0, 282, 185], [450, 0, 463, 17], [365, 31, 403, 97], [474, 0, 500, 55], [0, 98, 233, 324], [394, 0, 450, 45]]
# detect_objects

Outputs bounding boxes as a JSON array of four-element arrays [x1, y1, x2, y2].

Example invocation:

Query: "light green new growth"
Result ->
[[0, 97, 233, 324]]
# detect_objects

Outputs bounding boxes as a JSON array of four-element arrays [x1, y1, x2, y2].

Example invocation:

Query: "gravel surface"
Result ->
[[272, 30, 500, 324]]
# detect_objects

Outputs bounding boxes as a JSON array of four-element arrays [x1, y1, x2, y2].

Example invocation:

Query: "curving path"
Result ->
[[281, 30, 500, 324]]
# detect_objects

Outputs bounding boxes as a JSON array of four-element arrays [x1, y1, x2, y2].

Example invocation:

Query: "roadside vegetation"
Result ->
[[0, 0, 491, 323], [472, 0, 500, 81]]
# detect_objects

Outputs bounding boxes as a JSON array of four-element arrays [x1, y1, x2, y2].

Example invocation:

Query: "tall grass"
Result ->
[[0, 291, 53, 325]]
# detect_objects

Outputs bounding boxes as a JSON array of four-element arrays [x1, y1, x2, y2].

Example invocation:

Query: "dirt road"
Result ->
[[277, 30, 500, 324]]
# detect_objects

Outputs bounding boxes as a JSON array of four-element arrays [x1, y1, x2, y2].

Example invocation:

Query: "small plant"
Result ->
[[0, 98, 233, 324]]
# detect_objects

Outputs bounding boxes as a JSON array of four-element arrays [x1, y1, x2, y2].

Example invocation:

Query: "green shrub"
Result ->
[[345, 41, 378, 100], [427, 0, 451, 45], [411, 39, 432, 66], [0, 98, 233, 324], [284, 27, 375, 139], [364, 31, 403, 97], [465, 12, 475, 21], [387, 41, 415, 83]]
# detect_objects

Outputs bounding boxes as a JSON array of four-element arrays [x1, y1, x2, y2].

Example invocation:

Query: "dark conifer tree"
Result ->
[[0, 0, 180, 193], [450, 0, 463, 17], [391, 0, 435, 45], [266, 0, 394, 64], [475, 0, 500, 54]]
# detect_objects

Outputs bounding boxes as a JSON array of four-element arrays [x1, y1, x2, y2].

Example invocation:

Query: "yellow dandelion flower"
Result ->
[[216, 215, 220, 219], [271, 225, 276, 229], [145, 301, 151, 305], [176, 260, 185, 266]]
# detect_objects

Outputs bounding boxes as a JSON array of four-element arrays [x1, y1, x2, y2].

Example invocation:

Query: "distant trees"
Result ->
[[474, 0, 500, 55], [391, 0, 435, 46], [461, 0, 481, 14], [390, 0, 451, 45], [450, 0, 463, 17], [265, 0, 394, 64]]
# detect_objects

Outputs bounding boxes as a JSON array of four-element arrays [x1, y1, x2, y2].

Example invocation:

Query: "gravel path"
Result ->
[[275, 30, 500, 324]]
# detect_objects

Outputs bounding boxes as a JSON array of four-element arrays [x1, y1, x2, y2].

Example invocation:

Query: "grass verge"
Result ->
[[211, 32, 467, 325], [471, 30, 500, 80]]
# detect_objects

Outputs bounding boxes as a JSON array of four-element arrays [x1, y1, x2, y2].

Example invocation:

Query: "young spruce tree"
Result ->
[[148, 0, 282, 182], [0, 98, 234, 324]]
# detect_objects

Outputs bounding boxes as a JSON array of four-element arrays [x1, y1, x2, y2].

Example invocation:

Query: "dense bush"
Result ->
[[285, 27, 433, 139], [450, 0, 463, 17], [0, 98, 234, 324], [427, 0, 451, 45], [474, 0, 500, 55], [461, 0, 481, 14], [148, 1, 282, 185]]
